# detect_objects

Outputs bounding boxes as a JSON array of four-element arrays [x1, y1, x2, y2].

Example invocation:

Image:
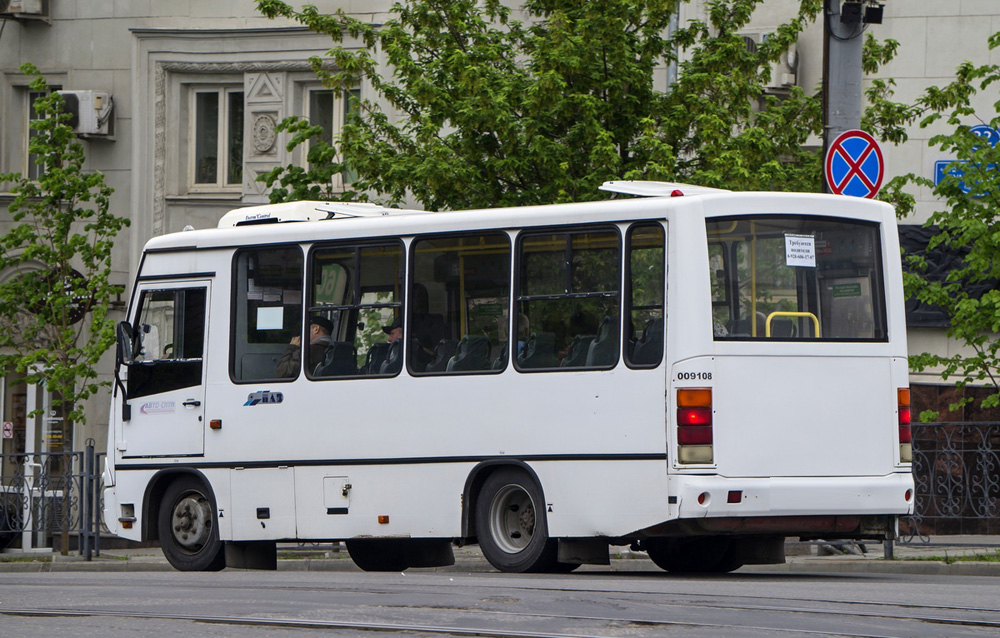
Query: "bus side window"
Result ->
[[231, 246, 304, 382], [409, 232, 511, 374], [515, 226, 621, 371], [128, 287, 207, 399], [625, 223, 665, 368], [308, 241, 404, 378]]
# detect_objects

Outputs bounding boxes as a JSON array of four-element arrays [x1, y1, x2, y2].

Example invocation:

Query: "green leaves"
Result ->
[[257, 1, 828, 209], [0, 63, 129, 428], [879, 32, 1000, 418]]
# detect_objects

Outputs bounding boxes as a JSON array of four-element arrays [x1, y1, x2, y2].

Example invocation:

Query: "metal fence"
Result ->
[[901, 421, 1000, 541], [0, 442, 103, 559], [2, 425, 998, 559]]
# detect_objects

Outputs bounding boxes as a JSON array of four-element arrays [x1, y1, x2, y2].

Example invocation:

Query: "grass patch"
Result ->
[[900, 549, 1000, 564], [0, 554, 53, 563]]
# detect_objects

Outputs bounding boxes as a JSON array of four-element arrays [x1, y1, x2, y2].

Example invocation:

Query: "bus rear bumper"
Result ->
[[671, 473, 914, 521]]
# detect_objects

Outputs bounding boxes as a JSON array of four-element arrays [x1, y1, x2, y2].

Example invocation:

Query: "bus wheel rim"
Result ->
[[170, 493, 212, 552], [489, 484, 535, 554]]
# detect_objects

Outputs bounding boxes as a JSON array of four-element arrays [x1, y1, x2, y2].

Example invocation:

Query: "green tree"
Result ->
[[0, 63, 130, 432], [257, 0, 826, 210], [870, 33, 1000, 419]]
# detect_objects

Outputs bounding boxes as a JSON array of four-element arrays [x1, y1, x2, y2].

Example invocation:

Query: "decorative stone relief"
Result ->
[[252, 113, 278, 153]]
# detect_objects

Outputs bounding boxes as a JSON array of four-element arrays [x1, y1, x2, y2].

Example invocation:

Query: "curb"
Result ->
[[4, 556, 1000, 576]]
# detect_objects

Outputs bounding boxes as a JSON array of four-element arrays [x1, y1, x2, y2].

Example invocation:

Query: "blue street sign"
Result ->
[[933, 125, 999, 195], [825, 130, 885, 198]]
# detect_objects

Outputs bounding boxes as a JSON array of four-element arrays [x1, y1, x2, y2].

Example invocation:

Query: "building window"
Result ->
[[191, 88, 244, 188], [304, 86, 360, 185], [26, 87, 60, 180]]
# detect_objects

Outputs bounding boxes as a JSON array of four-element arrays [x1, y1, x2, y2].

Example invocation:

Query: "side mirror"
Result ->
[[116, 321, 135, 365]]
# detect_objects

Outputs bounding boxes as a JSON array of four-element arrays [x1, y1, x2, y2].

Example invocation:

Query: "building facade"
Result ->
[[1, 0, 996, 459]]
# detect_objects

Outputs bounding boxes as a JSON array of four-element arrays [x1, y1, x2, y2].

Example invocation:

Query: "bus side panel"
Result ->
[[532, 460, 671, 538], [293, 465, 469, 539], [710, 355, 898, 478]]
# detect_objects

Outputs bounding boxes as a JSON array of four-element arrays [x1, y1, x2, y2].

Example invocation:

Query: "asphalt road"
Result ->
[[1, 568, 999, 637]]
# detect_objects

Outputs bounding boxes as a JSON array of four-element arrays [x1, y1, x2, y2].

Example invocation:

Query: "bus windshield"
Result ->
[[708, 215, 887, 341]]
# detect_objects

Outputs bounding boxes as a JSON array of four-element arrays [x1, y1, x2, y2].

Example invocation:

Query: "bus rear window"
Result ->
[[708, 216, 887, 341]]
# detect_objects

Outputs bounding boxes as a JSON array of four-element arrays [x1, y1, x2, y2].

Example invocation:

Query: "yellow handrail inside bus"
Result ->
[[765, 311, 820, 338]]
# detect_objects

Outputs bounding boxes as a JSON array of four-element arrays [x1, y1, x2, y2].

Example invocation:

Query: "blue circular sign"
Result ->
[[970, 124, 1000, 148], [824, 130, 885, 198]]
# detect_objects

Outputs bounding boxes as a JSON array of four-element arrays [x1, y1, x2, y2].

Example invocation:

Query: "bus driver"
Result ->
[[276, 315, 333, 377]]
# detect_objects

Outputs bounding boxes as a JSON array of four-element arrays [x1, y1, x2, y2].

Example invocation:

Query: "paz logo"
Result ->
[[244, 390, 284, 406]]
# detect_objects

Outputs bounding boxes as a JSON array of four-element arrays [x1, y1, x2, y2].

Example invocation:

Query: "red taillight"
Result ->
[[677, 407, 712, 426], [677, 388, 713, 464], [898, 388, 912, 462]]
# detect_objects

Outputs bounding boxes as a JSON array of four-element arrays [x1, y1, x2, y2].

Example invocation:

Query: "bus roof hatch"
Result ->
[[217, 201, 429, 228], [599, 181, 730, 198]]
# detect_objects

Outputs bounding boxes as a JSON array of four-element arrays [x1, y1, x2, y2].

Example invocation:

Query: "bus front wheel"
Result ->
[[158, 476, 225, 572], [475, 468, 559, 573]]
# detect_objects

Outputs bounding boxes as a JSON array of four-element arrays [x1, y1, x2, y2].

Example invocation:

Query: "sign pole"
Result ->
[[823, 0, 865, 193]]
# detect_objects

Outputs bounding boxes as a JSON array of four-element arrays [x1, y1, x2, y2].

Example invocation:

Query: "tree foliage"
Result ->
[[257, 0, 826, 210], [0, 63, 130, 428], [869, 32, 1000, 419]]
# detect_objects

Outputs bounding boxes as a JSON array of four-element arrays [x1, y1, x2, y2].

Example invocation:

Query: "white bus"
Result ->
[[104, 182, 914, 573]]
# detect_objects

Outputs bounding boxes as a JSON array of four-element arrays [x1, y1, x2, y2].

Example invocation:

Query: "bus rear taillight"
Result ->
[[677, 388, 713, 464], [898, 388, 912, 463]]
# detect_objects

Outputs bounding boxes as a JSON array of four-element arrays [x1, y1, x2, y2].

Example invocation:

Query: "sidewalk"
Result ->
[[3, 537, 999, 575]]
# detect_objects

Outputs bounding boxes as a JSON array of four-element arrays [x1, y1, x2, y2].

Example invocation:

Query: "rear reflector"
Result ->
[[678, 425, 713, 445], [899, 424, 912, 444], [727, 490, 742, 504]]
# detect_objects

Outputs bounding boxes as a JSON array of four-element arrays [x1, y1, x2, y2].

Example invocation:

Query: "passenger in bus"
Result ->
[[379, 318, 404, 374], [384, 317, 403, 343], [275, 315, 333, 377]]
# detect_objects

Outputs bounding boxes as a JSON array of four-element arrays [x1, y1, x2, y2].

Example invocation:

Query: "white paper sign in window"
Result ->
[[784, 233, 816, 267], [256, 306, 284, 330]]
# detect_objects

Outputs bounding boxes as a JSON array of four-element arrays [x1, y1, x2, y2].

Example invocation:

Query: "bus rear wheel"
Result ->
[[645, 537, 742, 573], [475, 468, 560, 573], [158, 476, 225, 572]]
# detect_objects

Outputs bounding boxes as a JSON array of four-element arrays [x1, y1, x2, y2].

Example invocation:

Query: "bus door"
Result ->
[[119, 281, 211, 458]]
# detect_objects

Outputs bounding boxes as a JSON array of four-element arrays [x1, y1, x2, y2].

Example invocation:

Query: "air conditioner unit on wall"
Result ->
[[766, 44, 799, 92], [57, 90, 115, 138], [0, 0, 49, 20]]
